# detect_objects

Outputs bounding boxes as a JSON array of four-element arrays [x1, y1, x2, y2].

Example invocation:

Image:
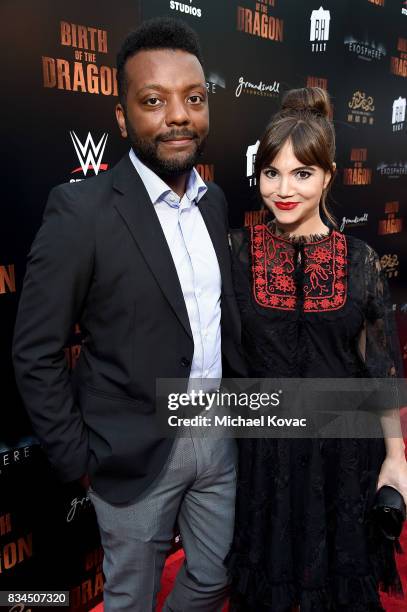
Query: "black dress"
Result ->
[[226, 223, 403, 612]]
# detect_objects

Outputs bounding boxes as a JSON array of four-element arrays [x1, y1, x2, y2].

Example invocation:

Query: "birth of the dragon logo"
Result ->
[[70, 131, 109, 177]]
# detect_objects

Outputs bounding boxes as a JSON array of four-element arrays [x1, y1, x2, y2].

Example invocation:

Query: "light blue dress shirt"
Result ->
[[129, 149, 222, 382]]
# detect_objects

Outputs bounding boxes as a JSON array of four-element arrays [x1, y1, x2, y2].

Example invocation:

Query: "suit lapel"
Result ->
[[198, 193, 234, 296], [112, 155, 192, 340]]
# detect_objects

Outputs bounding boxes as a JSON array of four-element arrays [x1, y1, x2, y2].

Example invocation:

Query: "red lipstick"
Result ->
[[274, 201, 300, 211]]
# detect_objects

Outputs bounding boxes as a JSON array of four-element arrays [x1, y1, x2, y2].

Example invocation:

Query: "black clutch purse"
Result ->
[[371, 485, 406, 540]]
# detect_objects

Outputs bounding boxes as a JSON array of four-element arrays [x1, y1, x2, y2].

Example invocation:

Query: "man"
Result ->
[[13, 17, 246, 612]]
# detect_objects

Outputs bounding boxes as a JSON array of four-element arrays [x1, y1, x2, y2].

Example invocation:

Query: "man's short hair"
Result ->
[[117, 17, 204, 107]]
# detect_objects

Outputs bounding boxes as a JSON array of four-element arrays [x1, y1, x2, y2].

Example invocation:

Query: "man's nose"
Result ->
[[165, 96, 190, 126]]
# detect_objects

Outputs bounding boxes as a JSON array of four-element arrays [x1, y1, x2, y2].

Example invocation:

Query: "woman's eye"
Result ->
[[297, 170, 311, 179], [264, 169, 277, 179]]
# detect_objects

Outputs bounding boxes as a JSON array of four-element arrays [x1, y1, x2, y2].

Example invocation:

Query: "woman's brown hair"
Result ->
[[255, 87, 337, 227]]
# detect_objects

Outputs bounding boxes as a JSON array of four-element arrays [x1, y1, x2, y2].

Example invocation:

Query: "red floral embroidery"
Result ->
[[251, 225, 347, 312], [320, 298, 332, 309], [312, 246, 332, 264], [304, 263, 329, 293], [272, 265, 284, 275], [275, 274, 296, 293]]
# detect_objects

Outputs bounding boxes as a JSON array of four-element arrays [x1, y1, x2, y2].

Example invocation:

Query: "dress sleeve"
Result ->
[[362, 243, 403, 378]]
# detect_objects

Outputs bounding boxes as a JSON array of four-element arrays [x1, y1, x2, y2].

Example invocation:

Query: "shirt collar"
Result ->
[[129, 149, 207, 206]]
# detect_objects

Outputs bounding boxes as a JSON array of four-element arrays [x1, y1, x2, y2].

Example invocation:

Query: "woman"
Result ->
[[226, 87, 407, 611]]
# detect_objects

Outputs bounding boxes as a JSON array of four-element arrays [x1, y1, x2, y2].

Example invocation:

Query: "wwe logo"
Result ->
[[70, 131, 108, 176]]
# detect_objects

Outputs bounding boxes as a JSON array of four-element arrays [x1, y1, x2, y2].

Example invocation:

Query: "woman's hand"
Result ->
[[377, 454, 407, 506]]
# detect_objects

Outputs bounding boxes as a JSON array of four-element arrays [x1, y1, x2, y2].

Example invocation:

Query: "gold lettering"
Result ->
[[244, 210, 268, 226], [82, 579, 93, 604], [70, 587, 81, 609], [60, 23, 108, 53], [112, 68, 118, 96], [88, 27, 97, 52], [273, 17, 284, 41], [196, 164, 215, 182], [385, 201, 399, 214], [57, 59, 71, 90], [0, 265, 16, 294], [378, 218, 403, 235], [18, 532, 32, 561], [350, 148, 367, 162], [398, 38, 407, 53], [60, 21, 71, 46], [307, 76, 328, 90], [0, 534, 32, 573], [245, 8, 252, 33], [391, 56, 407, 77], [237, 7, 245, 31], [0, 514, 12, 536], [71, 23, 77, 48], [3, 543, 17, 570], [85, 547, 104, 571], [73, 62, 86, 92], [253, 11, 260, 37], [42, 57, 56, 88], [87, 64, 99, 94], [100, 66, 112, 95], [98, 29, 108, 53], [42, 58, 117, 96], [94, 571, 104, 596], [343, 168, 372, 185], [77, 25, 88, 50]]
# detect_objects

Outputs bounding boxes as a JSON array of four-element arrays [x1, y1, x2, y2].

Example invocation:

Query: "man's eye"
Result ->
[[145, 97, 161, 106], [189, 95, 203, 104]]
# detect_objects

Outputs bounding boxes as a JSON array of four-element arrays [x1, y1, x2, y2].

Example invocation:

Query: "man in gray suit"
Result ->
[[13, 17, 246, 612]]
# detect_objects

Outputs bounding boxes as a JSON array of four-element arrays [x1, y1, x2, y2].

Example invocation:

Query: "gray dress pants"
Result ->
[[88, 431, 237, 612]]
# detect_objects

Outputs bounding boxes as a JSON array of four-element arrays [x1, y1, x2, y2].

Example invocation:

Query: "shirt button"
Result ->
[[170, 194, 176, 202], [180, 357, 191, 367], [204, 370, 209, 377]]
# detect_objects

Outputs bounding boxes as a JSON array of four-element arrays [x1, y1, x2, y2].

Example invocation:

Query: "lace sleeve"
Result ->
[[362, 243, 403, 378]]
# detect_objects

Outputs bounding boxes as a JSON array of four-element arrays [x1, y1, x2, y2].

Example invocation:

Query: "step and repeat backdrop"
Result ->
[[1, 0, 406, 609]]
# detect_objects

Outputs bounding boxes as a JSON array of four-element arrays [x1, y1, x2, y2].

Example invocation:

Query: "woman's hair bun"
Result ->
[[281, 87, 331, 118]]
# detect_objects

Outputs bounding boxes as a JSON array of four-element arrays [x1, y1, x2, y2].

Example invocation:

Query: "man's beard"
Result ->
[[126, 120, 208, 179]]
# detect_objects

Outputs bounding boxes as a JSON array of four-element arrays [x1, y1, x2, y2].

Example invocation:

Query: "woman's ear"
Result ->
[[324, 162, 337, 189]]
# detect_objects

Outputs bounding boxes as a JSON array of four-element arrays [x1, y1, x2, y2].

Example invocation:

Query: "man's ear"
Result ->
[[115, 104, 128, 139]]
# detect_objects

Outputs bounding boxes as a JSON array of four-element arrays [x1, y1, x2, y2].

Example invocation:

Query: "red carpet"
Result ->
[[89, 548, 228, 611], [90, 535, 407, 612]]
